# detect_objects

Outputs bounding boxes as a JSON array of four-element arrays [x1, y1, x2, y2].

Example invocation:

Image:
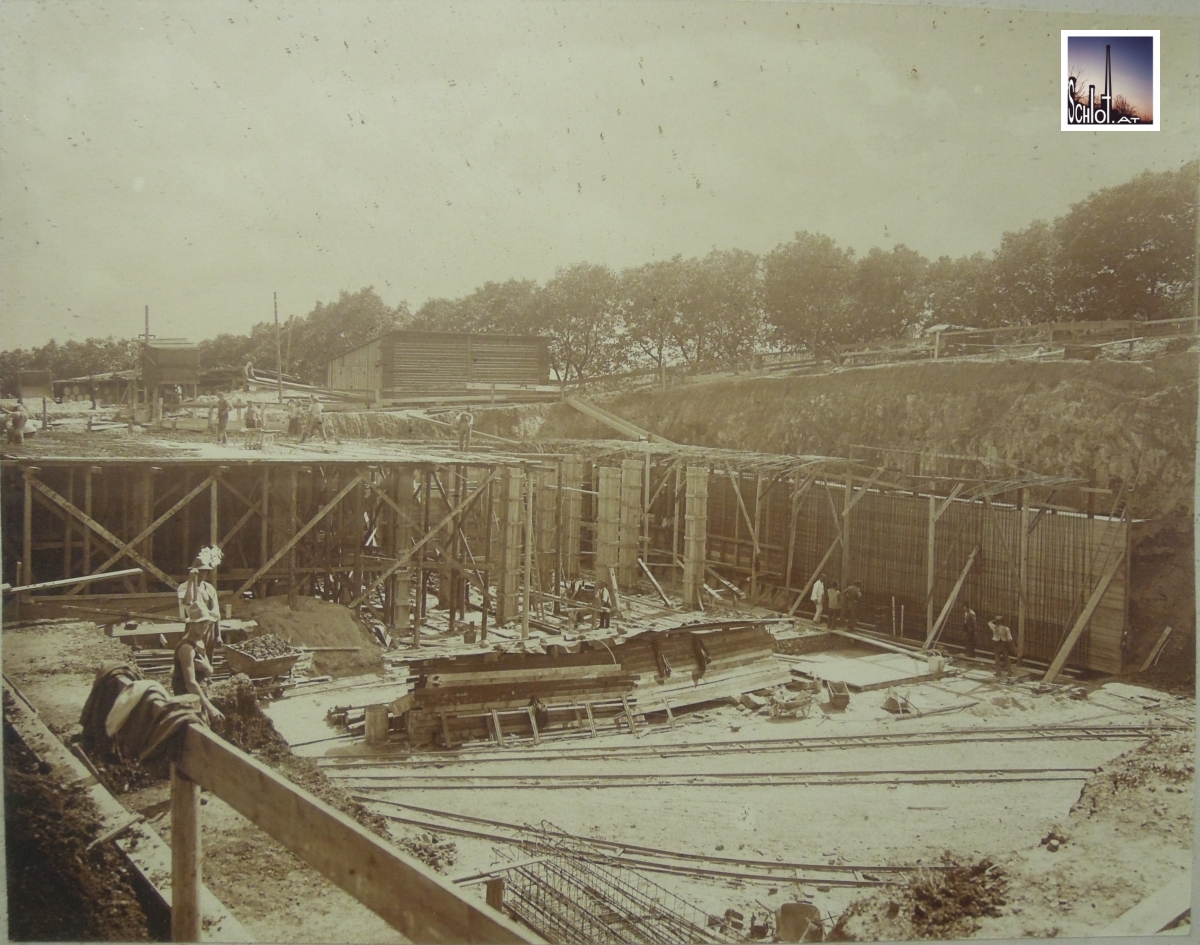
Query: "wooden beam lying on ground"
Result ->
[[175, 724, 538, 944], [1096, 874, 1191, 937]]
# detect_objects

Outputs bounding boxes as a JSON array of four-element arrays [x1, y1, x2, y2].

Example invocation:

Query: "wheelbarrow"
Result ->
[[222, 642, 302, 680]]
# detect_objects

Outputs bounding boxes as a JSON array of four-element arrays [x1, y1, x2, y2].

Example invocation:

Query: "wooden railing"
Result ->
[[170, 724, 541, 943]]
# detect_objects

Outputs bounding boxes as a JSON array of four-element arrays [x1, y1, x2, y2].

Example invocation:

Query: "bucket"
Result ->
[[223, 603, 232, 620], [364, 704, 390, 745], [927, 653, 945, 674]]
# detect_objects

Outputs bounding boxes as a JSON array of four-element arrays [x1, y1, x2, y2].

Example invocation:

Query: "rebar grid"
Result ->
[[495, 834, 736, 945]]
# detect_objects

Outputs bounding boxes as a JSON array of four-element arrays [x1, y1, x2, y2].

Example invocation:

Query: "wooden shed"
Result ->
[[325, 330, 552, 401]]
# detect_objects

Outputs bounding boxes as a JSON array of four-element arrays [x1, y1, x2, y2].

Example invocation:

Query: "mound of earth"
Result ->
[[235, 596, 383, 678]]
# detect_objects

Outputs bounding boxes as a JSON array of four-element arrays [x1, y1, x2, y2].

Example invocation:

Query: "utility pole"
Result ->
[[274, 292, 283, 403]]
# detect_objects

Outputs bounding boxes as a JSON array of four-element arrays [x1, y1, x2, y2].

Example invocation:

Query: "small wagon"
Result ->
[[824, 679, 851, 710], [222, 642, 302, 680]]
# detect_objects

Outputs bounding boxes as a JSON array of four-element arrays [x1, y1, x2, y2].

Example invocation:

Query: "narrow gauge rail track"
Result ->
[[356, 796, 915, 887], [338, 765, 1096, 791], [317, 723, 1178, 771]]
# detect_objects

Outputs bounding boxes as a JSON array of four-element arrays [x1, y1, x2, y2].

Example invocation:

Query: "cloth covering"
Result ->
[[80, 661, 206, 763]]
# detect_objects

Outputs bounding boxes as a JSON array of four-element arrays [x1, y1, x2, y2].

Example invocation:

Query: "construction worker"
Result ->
[[811, 573, 826, 624], [596, 582, 613, 629], [175, 553, 225, 723], [216, 393, 231, 445], [825, 581, 842, 630], [843, 581, 862, 632], [244, 401, 259, 430], [962, 604, 978, 658], [456, 410, 474, 451], [989, 614, 1013, 679], [6, 399, 29, 445], [287, 399, 302, 436], [300, 395, 327, 443]]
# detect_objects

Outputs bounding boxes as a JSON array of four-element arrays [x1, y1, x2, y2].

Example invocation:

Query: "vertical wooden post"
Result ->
[[258, 468, 270, 600], [63, 470, 74, 580], [618, 459, 642, 589], [353, 469, 364, 610], [1018, 488, 1030, 660], [841, 475, 853, 587], [595, 467, 621, 582], [209, 476, 219, 596], [141, 468, 154, 594], [561, 455, 582, 581], [522, 468, 533, 640], [170, 761, 202, 942], [641, 448, 651, 570], [22, 468, 34, 599], [83, 468, 94, 576], [287, 468, 298, 607], [480, 471, 494, 638], [750, 473, 763, 602], [181, 470, 192, 572], [785, 476, 801, 592], [681, 467, 708, 610], [447, 468, 460, 635], [419, 469, 432, 627], [926, 492, 936, 641], [672, 465, 683, 572], [494, 467, 523, 626]]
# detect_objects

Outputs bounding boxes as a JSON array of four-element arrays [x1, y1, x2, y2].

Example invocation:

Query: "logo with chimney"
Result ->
[[1062, 31, 1158, 132]]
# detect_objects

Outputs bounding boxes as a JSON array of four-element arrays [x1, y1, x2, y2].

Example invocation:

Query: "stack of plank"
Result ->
[[613, 621, 791, 709], [403, 650, 638, 747]]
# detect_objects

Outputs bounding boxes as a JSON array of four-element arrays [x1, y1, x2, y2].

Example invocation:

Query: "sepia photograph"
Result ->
[[1, 1, 1196, 942]]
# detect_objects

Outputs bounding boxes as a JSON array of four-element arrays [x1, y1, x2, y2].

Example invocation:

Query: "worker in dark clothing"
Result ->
[[174, 559, 225, 723], [6, 399, 29, 445], [842, 581, 862, 632], [826, 581, 842, 630], [456, 411, 474, 451], [962, 604, 978, 658], [596, 582, 613, 629], [216, 393, 231, 445], [989, 614, 1013, 680]]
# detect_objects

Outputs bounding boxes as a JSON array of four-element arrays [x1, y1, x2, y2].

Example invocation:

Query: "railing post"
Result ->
[[170, 761, 202, 942]]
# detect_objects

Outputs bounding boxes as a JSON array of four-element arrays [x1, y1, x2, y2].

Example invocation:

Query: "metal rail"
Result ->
[[317, 722, 1178, 770], [342, 765, 1097, 791]]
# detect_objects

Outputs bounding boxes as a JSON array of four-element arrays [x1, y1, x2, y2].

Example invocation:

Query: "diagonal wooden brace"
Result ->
[[27, 474, 177, 590], [70, 475, 215, 595], [235, 474, 364, 596]]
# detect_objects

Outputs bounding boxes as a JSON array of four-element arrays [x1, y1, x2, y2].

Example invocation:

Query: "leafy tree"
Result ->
[[986, 221, 1061, 327], [922, 253, 993, 329], [849, 245, 929, 341], [535, 263, 623, 383], [1053, 161, 1197, 321], [289, 287, 408, 383], [692, 248, 764, 366], [762, 232, 856, 350], [621, 257, 691, 383]]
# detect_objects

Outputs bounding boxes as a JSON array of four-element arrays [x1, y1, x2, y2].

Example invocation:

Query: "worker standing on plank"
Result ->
[[244, 401, 259, 430], [811, 573, 826, 625], [989, 614, 1013, 680], [287, 399, 302, 436], [826, 581, 842, 630], [456, 410, 474, 450], [843, 581, 862, 633], [596, 582, 613, 629], [300, 395, 327, 443], [962, 604, 978, 658], [216, 392, 231, 445], [6, 399, 29, 445]]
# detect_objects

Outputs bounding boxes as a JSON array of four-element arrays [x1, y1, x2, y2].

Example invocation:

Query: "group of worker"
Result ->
[[808, 574, 863, 632], [212, 392, 328, 445], [808, 575, 1016, 680]]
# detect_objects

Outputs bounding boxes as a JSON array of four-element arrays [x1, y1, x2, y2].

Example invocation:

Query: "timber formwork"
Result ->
[[2, 440, 1130, 674]]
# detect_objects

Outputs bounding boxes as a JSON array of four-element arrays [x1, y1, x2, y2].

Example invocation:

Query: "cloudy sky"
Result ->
[[1, 0, 1195, 349]]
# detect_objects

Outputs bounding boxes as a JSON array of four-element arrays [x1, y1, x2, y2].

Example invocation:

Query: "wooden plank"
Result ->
[[1042, 550, 1126, 683], [1140, 626, 1174, 672], [639, 558, 671, 606], [177, 725, 537, 944], [842, 467, 884, 517], [787, 536, 840, 617], [6, 567, 143, 595], [425, 665, 628, 686], [933, 482, 965, 522], [27, 475, 177, 590], [924, 545, 979, 649], [1096, 875, 1191, 937]]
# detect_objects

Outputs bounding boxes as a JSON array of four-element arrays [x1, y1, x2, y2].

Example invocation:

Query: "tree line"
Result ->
[[3, 161, 1194, 393]]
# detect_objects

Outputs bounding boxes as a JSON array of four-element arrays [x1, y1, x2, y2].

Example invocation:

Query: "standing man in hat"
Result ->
[[962, 604, 978, 659], [301, 395, 327, 443], [175, 552, 225, 722], [216, 393, 231, 445], [810, 573, 826, 625], [456, 410, 474, 451], [988, 614, 1013, 679]]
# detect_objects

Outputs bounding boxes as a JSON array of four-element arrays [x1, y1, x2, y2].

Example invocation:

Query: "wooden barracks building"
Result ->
[[325, 330, 552, 403]]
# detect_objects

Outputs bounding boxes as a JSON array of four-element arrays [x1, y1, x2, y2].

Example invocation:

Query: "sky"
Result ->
[[1, 0, 1196, 349], [1067, 34, 1156, 117]]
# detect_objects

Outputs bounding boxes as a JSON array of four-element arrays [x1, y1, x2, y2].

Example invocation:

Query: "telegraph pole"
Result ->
[[274, 292, 283, 403]]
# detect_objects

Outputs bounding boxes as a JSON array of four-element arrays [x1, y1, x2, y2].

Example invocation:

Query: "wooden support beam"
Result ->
[[787, 536, 841, 617], [933, 482, 965, 522], [259, 467, 270, 601], [594, 466, 621, 578], [1042, 549, 1126, 683], [70, 476, 215, 594], [23, 469, 33, 598], [618, 459, 643, 589], [83, 469, 94, 576], [5, 568, 143, 595], [926, 493, 936, 639], [1139, 626, 1173, 672], [923, 545, 980, 649], [784, 473, 817, 591], [63, 471, 74, 581], [175, 725, 537, 944], [1017, 488, 1030, 660], [750, 473, 763, 601], [236, 474, 364, 596], [351, 471, 498, 610], [26, 475, 177, 590], [681, 466, 708, 610], [981, 495, 1030, 612], [170, 763, 202, 943], [638, 558, 671, 606], [841, 467, 884, 518], [725, 467, 758, 555], [561, 455, 582, 581], [522, 471, 533, 639], [841, 474, 852, 586]]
